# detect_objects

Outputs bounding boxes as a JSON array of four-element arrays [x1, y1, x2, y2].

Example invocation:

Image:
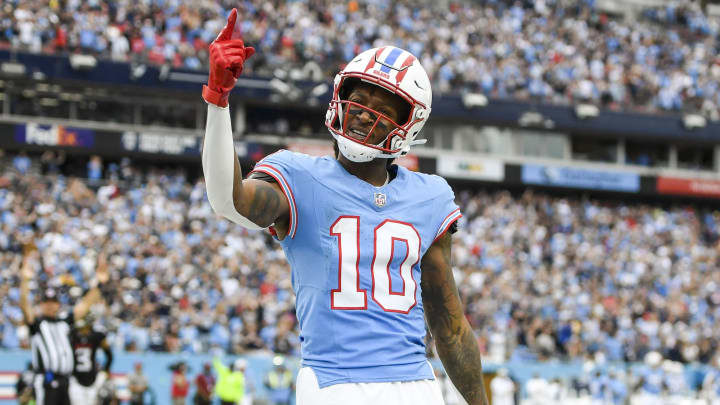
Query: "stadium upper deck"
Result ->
[[1, 0, 719, 118]]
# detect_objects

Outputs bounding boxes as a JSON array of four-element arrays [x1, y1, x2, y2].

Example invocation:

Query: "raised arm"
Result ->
[[202, 105, 289, 229], [19, 254, 35, 325], [421, 232, 489, 405], [201, 9, 289, 231], [101, 338, 113, 372], [213, 358, 229, 379], [74, 251, 109, 320]]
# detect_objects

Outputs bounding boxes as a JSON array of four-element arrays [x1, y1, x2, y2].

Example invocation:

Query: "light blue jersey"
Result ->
[[251, 150, 461, 388]]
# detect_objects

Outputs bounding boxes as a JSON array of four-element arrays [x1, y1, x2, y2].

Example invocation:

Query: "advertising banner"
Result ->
[[3, 123, 204, 159], [121, 131, 200, 155], [437, 155, 504, 181], [14, 123, 95, 148], [657, 177, 720, 198], [521, 164, 640, 192]]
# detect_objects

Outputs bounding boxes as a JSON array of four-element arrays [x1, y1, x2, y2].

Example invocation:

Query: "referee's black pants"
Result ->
[[34, 374, 71, 405]]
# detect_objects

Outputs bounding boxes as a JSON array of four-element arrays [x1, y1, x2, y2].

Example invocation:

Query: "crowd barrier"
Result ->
[[0, 350, 715, 404]]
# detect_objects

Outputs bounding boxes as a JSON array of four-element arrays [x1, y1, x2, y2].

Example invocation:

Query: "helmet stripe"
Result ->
[[379, 47, 403, 73], [394, 54, 416, 85], [364, 47, 386, 73]]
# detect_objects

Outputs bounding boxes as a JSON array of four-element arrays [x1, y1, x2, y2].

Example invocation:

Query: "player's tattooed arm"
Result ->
[[232, 158, 290, 231], [421, 231, 489, 405]]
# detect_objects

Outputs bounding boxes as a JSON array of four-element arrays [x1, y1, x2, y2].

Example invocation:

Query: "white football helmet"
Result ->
[[325, 46, 432, 162]]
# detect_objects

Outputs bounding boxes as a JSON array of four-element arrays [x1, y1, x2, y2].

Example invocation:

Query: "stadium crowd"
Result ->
[[0, 150, 719, 372], [2, 0, 720, 117], [0, 151, 300, 357]]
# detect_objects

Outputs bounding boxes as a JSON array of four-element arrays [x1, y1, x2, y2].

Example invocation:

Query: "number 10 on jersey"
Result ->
[[330, 216, 421, 313]]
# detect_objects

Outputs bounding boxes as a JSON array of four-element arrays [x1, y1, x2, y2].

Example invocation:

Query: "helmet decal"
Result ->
[[394, 54, 416, 85], [376, 47, 403, 73], [363, 47, 417, 84], [363, 47, 387, 73]]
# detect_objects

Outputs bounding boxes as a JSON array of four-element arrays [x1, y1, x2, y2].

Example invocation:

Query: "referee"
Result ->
[[19, 248, 109, 405]]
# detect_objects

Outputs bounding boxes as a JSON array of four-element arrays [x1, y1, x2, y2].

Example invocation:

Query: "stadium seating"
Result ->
[[1, 154, 718, 362], [2, 153, 719, 401], [1, 0, 719, 117]]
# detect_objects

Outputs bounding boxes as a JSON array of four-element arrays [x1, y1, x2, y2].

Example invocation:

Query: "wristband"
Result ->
[[203, 85, 230, 108]]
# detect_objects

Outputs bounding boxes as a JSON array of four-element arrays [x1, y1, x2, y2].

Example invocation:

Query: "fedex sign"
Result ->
[[15, 123, 95, 147]]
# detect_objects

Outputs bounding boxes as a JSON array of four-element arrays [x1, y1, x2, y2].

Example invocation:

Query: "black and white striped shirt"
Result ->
[[29, 314, 75, 376]]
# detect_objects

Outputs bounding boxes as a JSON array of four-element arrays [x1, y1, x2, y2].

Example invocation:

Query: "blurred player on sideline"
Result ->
[[202, 9, 488, 405], [69, 315, 113, 405], [69, 252, 113, 405]]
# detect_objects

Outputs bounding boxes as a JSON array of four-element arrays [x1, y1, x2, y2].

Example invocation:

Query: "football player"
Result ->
[[69, 314, 113, 405], [202, 9, 489, 405], [69, 253, 113, 405]]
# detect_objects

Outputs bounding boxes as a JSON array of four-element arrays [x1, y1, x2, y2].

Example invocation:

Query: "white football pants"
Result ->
[[69, 372, 106, 405], [296, 366, 446, 405]]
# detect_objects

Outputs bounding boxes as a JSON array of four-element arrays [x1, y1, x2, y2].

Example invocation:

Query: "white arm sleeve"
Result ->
[[202, 103, 263, 230]]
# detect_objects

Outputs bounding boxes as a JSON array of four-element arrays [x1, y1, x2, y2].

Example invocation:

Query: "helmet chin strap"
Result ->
[[335, 133, 382, 162], [334, 125, 426, 162]]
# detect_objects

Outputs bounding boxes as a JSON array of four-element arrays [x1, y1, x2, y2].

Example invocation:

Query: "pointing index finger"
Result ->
[[216, 8, 238, 41]]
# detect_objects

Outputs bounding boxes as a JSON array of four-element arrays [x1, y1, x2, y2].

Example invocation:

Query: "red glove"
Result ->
[[202, 8, 256, 107]]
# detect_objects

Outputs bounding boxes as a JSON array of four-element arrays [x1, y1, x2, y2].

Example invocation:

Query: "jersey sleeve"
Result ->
[[248, 150, 299, 239], [432, 177, 462, 243]]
